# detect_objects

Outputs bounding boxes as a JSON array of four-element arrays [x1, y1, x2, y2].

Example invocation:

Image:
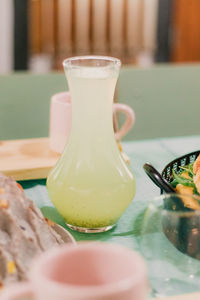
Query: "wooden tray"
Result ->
[[0, 138, 60, 180], [155, 292, 200, 300], [0, 137, 130, 181]]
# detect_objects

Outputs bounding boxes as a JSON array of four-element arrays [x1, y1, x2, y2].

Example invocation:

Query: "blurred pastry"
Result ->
[[0, 173, 65, 288]]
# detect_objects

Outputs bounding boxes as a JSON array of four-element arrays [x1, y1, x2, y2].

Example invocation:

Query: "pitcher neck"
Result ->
[[67, 73, 118, 140]]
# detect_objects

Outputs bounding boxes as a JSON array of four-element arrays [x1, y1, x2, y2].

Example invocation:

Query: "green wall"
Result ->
[[118, 64, 200, 141], [0, 64, 199, 141]]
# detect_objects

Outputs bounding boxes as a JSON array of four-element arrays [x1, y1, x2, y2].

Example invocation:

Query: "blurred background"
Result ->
[[0, 0, 199, 74]]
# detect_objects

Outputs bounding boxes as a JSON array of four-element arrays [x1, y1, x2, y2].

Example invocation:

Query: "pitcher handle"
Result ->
[[113, 103, 135, 141], [1, 283, 34, 300]]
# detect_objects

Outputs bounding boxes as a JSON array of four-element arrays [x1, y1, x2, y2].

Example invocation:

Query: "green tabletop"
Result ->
[[20, 135, 200, 297], [21, 135, 200, 244]]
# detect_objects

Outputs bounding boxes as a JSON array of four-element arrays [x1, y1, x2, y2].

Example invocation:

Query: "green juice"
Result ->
[[47, 152, 135, 228], [47, 58, 136, 231]]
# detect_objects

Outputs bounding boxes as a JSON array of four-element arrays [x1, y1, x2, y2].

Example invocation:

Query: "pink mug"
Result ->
[[49, 92, 135, 153], [1, 242, 148, 300]]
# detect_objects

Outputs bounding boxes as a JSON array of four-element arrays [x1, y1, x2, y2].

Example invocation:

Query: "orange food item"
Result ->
[[7, 261, 16, 274], [17, 183, 23, 190], [175, 184, 194, 195], [0, 188, 5, 194], [0, 199, 9, 209], [45, 218, 55, 227], [193, 155, 200, 174], [118, 142, 123, 152], [194, 169, 200, 195], [180, 172, 191, 179]]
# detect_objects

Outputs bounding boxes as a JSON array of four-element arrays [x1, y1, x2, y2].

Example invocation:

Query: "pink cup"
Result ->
[[49, 92, 135, 153], [1, 243, 148, 300]]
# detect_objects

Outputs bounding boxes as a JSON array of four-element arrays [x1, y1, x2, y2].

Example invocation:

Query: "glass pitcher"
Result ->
[[47, 56, 136, 233]]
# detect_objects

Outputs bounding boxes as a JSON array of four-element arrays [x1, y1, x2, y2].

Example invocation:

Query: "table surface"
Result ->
[[20, 135, 200, 298], [22, 135, 200, 242]]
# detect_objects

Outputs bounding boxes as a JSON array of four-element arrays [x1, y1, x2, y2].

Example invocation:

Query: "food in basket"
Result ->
[[0, 173, 65, 289], [171, 155, 200, 198]]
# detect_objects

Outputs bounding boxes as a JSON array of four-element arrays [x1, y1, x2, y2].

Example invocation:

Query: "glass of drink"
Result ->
[[47, 56, 136, 233], [140, 193, 200, 298]]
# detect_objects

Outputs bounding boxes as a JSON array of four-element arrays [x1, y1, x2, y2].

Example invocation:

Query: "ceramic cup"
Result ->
[[1, 242, 148, 300], [49, 92, 135, 153]]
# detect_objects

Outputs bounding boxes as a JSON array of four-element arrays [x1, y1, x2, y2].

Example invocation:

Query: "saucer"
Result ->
[[51, 223, 76, 244]]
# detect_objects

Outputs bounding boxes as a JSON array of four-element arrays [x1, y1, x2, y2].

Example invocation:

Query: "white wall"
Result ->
[[0, 0, 14, 74]]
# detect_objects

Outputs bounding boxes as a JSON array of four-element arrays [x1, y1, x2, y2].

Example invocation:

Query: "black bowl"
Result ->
[[161, 150, 200, 190]]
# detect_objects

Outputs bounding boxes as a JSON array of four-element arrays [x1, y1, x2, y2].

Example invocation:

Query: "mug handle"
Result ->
[[113, 103, 135, 141], [1, 283, 34, 300]]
